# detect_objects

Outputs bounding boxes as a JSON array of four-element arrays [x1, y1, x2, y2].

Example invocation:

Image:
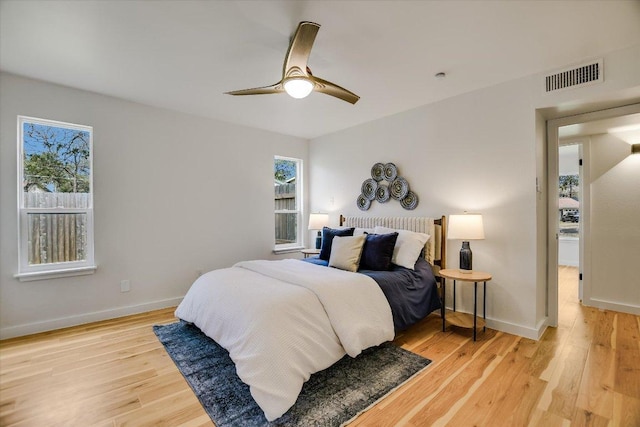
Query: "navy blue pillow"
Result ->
[[319, 227, 355, 260], [359, 232, 399, 271]]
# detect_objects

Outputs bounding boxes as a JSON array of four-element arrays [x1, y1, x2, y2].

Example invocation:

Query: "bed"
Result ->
[[175, 215, 446, 421]]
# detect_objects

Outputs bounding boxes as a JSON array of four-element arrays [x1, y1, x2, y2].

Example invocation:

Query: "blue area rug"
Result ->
[[154, 321, 431, 427]]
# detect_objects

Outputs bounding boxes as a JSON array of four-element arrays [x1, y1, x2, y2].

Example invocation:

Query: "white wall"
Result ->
[[558, 238, 579, 267], [587, 133, 640, 313], [309, 44, 640, 339], [310, 78, 540, 338], [0, 73, 308, 339]]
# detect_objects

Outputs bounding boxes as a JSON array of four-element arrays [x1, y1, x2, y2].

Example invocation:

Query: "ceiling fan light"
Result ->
[[284, 78, 314, 99]]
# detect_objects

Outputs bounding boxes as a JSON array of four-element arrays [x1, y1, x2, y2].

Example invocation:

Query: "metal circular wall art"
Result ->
[[355, 162, 419, 210], [357, 194, 371, 211], [375, 184, 390, 203], [361, 178, 378, 200], [371, 163, 385, 181], [400, 191, 419, 210], [383, 163, 398, 181], [389, 177, 409, 200]]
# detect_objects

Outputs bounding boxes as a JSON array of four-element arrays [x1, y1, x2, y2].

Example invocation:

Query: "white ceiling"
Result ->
[[559, 144, 579, 176], [559, 111, 640, 175], [2, 0, 640, 139], [559, 112, 640, 144]]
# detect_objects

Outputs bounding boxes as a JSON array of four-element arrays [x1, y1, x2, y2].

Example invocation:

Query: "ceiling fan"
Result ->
[[225, 21, 360, 104]]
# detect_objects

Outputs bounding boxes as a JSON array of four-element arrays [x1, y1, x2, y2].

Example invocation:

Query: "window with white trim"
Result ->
[[274, 156, 303, 251], [16, 116, 95, 280]]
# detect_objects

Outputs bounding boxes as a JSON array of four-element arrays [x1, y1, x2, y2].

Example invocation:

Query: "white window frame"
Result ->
[[15, 116, 96, 281], [273, 155, 303, 253]]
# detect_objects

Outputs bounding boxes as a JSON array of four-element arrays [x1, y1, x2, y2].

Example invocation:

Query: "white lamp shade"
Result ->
[[284, 78, 314, 99], [308, 213, 329, 230], [448, 214, 485, 240]]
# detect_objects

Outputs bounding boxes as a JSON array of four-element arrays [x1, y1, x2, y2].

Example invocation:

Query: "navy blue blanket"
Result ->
[[303, 257, 441, 331]]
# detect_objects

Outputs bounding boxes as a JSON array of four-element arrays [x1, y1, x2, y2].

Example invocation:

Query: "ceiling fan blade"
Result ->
[[225, 21, 360, 104], [225, 82, 284, 96], [283, 21, 320, 78], [309, 76, 360, 104]]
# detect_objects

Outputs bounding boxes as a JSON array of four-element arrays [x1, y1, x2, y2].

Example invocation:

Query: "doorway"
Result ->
[[558, 142, 582, 301], [546, 103, 640, 327]]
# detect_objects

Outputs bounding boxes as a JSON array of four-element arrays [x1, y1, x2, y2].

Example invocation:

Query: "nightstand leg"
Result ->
[[483, 281, 487, 332], [473, 281, 477, 341], [441, 278, 446, 332], [453, 280, 456, 312]]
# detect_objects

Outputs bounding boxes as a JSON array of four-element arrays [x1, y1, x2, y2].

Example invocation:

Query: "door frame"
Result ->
[[546, 103, 640, 327]]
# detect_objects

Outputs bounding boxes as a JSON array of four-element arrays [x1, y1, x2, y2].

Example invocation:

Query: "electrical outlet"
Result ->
[[120, 279, 131, 293]]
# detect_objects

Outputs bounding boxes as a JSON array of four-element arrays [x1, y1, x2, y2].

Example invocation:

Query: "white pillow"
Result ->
[[374, 226, 430, 270], [328, 235, 366, 272], [353, 227, 375, 236]]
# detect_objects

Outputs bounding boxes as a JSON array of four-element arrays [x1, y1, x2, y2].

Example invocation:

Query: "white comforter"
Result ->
[[174, 259, 394, 421]]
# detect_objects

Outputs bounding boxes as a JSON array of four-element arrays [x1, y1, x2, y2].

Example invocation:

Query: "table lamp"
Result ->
[[447, 213, 485, 272], [308, 213, 329, 249]]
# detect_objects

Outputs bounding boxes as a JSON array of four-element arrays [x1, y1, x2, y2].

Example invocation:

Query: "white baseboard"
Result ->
[[485, 317, 548, 341], [5, 300, 557, 341], [0, 297, 184, 340], [585, 298, 640, 315], [443, 305, 548, 340]]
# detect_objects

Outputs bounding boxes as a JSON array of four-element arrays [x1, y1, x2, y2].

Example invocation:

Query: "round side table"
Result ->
[[439, 269, 492, 341]]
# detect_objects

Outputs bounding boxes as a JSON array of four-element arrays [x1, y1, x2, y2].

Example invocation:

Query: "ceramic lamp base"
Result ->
[[460, 241, 472, 271]]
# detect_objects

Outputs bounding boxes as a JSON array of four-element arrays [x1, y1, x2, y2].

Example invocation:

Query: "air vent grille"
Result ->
[[545, 59, 603, 93]]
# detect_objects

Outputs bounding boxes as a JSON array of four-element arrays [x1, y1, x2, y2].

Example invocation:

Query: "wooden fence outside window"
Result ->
[[24, 192, 89, 265], [274, 183, 297, 244]]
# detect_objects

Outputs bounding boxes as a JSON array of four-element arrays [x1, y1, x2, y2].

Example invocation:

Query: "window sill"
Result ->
[[272, 246, 304, 255], [14, 265, 97, 282]]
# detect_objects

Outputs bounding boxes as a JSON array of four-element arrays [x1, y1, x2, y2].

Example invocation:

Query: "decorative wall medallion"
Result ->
[[357, 194, 371, 211], [375, 184, 390, 203], [383, 163, 398, 181], [356, 162, 419, 210], [389, 177, 409, 200], [361, 178, 378, 201], [371, 163, 385, 181], [400, 191, 418, 210]]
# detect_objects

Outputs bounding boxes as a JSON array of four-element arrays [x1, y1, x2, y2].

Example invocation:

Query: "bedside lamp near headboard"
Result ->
[[308, 213, 329, 249], [448, 213, 485, 272]]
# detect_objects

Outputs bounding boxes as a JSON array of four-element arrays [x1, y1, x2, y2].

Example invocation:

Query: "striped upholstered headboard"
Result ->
[[339, 215, 446, 273]]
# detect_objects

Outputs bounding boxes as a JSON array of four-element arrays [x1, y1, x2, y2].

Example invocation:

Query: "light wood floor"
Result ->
[[1, 266, 639, 426]]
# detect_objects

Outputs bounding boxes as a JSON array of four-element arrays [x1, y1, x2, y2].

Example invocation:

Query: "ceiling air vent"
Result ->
[[545, 59, 603, 93]]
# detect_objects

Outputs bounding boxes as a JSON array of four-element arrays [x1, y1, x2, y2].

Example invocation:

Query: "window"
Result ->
[[274, 156, 303, 251], [16, 116, 95, 280]]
